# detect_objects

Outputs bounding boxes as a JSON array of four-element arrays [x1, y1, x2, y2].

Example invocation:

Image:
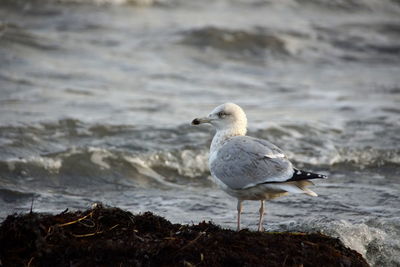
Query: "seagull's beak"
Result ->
[[191, 117, 211, 125]]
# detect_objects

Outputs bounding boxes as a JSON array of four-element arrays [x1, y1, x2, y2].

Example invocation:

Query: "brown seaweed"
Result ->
[[0, 204, 369, 267]]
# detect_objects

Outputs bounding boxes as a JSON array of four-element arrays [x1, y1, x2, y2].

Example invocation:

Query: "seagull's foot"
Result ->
[[257, 225, 265, 232]]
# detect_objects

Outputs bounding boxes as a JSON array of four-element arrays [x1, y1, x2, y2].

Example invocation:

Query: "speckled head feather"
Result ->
[[208, 103, 248, 135]]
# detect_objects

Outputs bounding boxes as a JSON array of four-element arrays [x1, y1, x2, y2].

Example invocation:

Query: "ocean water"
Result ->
[[1, 0, 400, 265]]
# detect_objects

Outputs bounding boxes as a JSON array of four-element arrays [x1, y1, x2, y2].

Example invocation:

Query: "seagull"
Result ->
[[191, 103, 327, 231]]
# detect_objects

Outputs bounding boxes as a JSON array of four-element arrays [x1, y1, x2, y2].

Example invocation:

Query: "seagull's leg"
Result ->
[[237, 199, 243, 231], [258, 200, 265, 232]]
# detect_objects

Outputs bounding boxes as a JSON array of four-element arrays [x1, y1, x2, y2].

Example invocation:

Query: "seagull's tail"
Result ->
[[262, 169, 327, 197], [274, 181, 318, 197], [303, 188, 318, 197], [294, 180, 318, 197]]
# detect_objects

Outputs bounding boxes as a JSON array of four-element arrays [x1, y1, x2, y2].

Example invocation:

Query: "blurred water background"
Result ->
[[1, 0, 400, 265]]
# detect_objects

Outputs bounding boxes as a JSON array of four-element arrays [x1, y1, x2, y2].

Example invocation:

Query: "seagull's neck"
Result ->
[[210, 126, 247, 155]]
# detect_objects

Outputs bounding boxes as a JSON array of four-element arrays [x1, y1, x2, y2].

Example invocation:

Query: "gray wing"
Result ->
[[210, 136, 294, 190]]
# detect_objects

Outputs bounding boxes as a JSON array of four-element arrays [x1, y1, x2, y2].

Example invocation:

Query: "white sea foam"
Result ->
[[6, 157, 62, 174], [89, 147, 115, 169], [279, 218, 400, 266]]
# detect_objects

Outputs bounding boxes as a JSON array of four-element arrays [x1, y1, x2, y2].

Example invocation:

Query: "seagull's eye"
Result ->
[[217, 111, 227, 118]]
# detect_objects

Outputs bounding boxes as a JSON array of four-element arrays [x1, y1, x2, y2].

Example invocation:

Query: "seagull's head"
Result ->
[[192, 103, 247, 134]]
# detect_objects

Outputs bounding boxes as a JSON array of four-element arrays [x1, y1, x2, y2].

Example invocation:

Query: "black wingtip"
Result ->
[[288, 169, 328, 182]]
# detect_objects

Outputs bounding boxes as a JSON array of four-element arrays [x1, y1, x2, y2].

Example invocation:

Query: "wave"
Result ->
[[276, 217, 400, 266], [181, 20, 400, 64], [255, 122, 400, 170], [313, 21, 400, 63], [0, 146, 211, 190], [1, 144, 398, 190], [180, 27, 299, 61], [0, 188, 36, 203], [0, 119, 399, 186], [0, 23, 59, 51]]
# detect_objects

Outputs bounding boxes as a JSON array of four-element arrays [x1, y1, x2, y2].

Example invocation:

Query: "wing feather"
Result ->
[[210, 136, 294, 190]]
